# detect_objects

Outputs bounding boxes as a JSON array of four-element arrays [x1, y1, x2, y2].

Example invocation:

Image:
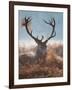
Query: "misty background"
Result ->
[[18, 10, 63, 47]]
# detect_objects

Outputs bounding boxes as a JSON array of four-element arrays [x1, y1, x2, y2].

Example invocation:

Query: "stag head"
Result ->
[[21, 17, 56, 48]]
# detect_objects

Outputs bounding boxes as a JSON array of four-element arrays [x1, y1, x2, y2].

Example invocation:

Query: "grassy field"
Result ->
[[19, 43, 63, 79]]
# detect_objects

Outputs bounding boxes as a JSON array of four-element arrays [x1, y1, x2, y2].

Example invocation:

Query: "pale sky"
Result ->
[[18, 10, 63, 45]]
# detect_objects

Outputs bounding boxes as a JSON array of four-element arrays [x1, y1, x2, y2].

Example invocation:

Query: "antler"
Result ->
[[22, 17, 56, 47], [22, 17, 45, 46], [43, 18, 56, 44]]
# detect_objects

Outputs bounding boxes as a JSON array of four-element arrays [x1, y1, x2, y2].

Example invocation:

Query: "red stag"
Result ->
[[22, 17, 56, 58]]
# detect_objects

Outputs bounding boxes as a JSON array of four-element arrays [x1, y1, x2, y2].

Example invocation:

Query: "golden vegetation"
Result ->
[[19, 43, 63, 79]]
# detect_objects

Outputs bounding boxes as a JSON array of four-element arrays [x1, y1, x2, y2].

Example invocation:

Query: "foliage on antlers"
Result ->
[[22, 17, 56, 47]]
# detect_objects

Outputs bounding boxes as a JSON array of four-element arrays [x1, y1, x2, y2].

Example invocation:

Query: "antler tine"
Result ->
[[50, 18, 55, 26], [43, 19, 53, 26], [47, 17, 55, 28], [28, 16, 31, 20], [25, 16, 32, 23], [41, 35, 44, 41], [43, 19, 50, 25], [43, 18, 56, 44], [28, 18, 32, 22], [24, 16, 27, 21]]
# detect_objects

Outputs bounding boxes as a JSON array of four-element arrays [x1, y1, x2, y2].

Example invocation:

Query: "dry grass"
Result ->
[[19, 44, 63, 79]]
